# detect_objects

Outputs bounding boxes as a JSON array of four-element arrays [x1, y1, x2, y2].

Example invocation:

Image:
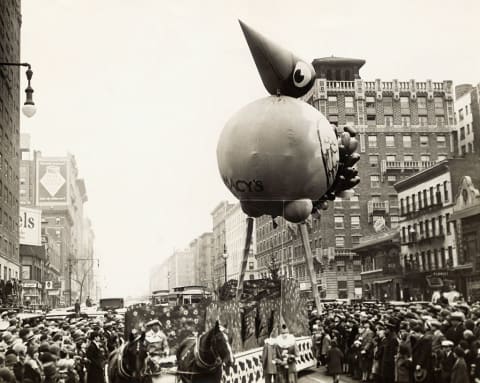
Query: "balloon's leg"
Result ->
[[299, 222, 323, 315], [236, 217, 255, 300]]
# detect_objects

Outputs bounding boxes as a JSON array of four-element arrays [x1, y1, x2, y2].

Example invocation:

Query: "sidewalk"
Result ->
[[299, 366, 359, 383]]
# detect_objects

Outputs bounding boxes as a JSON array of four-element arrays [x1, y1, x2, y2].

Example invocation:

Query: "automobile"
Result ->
[[45, 308, 77, 321]]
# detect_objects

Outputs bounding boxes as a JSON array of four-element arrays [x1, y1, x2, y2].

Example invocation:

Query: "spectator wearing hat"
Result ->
[[86, 331, 106, 383], [326, 340, 344, 383], [262, 329, 278, 383], [395, 343, 412, 383], [446, 313, 465, 345], [383, 319, 400, 383], [439, 340, 455, 383], [321, 329, 332, 367], [451, 347, 468, 383], [145, 319, 169, 375], [23, 344, 43, 383], [0, 367, 16, 383], [411, 322, 433, 383]]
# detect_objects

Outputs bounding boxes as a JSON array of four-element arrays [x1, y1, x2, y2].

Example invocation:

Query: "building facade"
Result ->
[[225, 203, 257, 282], [0, 0, 22, 284], [450, 176, 480, 301], [354, 230, 402, 301], [19, 140, 92, 306], [452, 83, 480, 156], [211, 201, 234, 288], [255, 57, 455, 298], [394, 158, 480, 300]]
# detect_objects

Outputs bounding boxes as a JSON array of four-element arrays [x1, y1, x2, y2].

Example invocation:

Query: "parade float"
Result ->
[[126, 19, 360, 382]]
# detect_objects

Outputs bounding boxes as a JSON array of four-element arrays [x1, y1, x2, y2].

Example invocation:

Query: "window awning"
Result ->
[[20, 244, 46, 260], [373, 279, 392, 285]]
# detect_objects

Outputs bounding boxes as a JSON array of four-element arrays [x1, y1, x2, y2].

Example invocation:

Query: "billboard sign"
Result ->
[[36, 159, 69, 205], [21, 266, 31, 280], [19, 207, 42, 246]]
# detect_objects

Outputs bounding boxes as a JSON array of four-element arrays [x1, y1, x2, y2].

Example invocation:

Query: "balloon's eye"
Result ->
[[293, 61, 312, 88]]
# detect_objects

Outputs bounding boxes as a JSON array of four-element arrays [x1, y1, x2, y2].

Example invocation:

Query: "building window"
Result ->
[[434, 97, 444, 113], [446, 213, 451, 234], [386, 155, 396, 162], [390, 215, 399, 228], [370, 175, 380, 188], [384, 115, 393, 127], [420, 135, 429, 147], [438, 154, 447, 161], [352, 236, 361, 245], [419, 116, 428, 127], [335, 216, 344, 229], [421, 155, 430, 162], [403, 135, 412, 148], [367, 115, 376, 126], [345, 96, 354, 109], [385, 135, 395, 147], [417, 97, 427, 113], [459, 108, 464, 121], [368, 135, 377, 148], [461, 145, 467, 155], [351, 216, 360, 229], [460, 127, 466, 140], [248, 262, 254, 270], [400, 97, 410, 114], [404, 155, 413, 162], [437, 136, 446, 148], [369, 155, 379, 167], [436, 116, 445, 127], [401, 116, 411, 127], [345, 115, 355, 126], [335, 236, 345, 247], [387, 175, 397, 185]]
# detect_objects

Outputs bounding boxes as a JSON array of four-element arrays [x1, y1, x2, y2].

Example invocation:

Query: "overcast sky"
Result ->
[[20, 0, 480, 297]]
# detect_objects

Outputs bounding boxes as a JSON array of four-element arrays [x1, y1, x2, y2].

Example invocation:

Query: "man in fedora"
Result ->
[[382, 318, 399, 383], [411, 322, 433, 383]]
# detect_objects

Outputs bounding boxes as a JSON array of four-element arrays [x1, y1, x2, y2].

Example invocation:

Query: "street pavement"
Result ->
[[299, 366, 358, 383]]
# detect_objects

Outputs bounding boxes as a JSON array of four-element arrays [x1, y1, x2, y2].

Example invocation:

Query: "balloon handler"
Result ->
[[144, 319, 170, 375]]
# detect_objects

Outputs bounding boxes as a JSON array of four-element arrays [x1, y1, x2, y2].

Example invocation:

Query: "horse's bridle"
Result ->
[[117, 338, 144, 380], [194, 332, 223, 371]]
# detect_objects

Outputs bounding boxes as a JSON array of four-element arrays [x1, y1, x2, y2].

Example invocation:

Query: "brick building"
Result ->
[[255, 57, 455, 299], [394, 158, 480, 300], [0, 0, 22, 281]]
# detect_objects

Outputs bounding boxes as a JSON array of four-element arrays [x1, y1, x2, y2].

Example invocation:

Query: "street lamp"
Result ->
[[0, 62, 36, 117], [222, 244, 229, 282]]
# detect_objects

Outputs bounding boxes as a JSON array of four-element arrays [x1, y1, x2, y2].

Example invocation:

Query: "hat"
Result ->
[[4, 353, 17, 367], [463, 329, 474, 339], [429, 319, 442, 328], [454, 347, 465, 358], [43, 362, 57, 377], [441, 340, 454, 347], [146, 319, 162, 327], [0, 367, 15, 383], [450, 311, 465, 321]]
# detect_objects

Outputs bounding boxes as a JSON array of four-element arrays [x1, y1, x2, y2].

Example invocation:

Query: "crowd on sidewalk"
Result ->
[[0, 310, 124, 383], [308, 296, 480, 383]]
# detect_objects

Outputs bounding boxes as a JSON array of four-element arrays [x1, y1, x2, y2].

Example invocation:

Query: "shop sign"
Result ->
[[22, 282, 38, 288], [47, 290, 60, 296]]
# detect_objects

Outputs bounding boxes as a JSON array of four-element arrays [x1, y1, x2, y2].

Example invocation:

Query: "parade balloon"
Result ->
[[217, 95, 339, 222]]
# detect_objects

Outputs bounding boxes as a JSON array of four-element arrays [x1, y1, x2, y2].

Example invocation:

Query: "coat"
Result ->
[[262, 340, 278, 375], [327, 346, 344, 374], [86, 341, 106, 383], [440, 351, 456, 383], [451, 357, 468, 383], [395, 355, 413, 383], [382, 333, 399, 383], [412, 335, 433, 383]]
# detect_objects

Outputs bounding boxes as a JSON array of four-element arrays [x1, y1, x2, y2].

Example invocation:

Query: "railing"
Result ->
[[368, 201, 390, 216], [381, 160, 438, 174], [335, 248, 357, 258], [326, 81, 355, 91]]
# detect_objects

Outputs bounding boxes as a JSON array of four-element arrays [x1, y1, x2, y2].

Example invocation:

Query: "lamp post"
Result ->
[[222, 244, 229, 283], [0, 62, 36, 117]]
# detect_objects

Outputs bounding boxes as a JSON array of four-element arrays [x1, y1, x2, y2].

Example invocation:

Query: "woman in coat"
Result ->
[[451, 347, 469, 383], [327, 340, 344, 383], [263, 329, 278, 383]]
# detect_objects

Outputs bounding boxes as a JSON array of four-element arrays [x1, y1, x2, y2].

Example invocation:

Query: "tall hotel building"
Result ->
[[255, 57, 455, 299]]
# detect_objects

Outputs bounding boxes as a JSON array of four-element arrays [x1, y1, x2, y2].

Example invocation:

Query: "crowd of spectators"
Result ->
[[310, 297, 480, 383]]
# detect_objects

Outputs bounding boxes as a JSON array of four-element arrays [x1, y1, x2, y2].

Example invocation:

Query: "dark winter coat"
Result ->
[[451, 357, 468, 383], [327, 346, 344, 375], [86, 341, 106, 383]]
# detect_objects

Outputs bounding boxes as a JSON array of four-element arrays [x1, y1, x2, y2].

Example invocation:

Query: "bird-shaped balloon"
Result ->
[[217, 21, 360, 224]]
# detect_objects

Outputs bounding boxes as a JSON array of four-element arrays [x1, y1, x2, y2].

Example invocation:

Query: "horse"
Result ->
[[107, 330, 149, 383], [175, 321, 235, 383]]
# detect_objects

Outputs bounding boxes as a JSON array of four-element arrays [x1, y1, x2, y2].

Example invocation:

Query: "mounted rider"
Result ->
[[145, 319, 170, 374]]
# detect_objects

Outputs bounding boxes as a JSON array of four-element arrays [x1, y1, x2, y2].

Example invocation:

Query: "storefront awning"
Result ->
[[373, 279, 392, 285], [19, 244, 46, 260]]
